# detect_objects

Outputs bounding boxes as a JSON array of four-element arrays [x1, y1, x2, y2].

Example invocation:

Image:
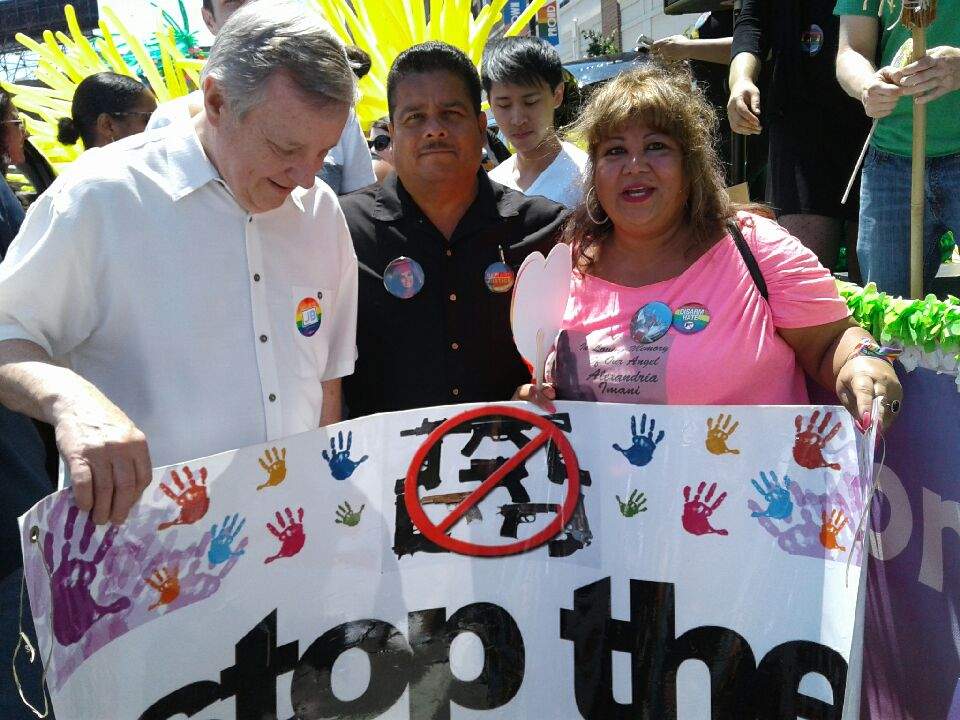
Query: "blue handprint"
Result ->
[[749, 471, 794, 520], [323, 430, 369, 481], [612, 414, 665, 467], [208, 514, 246, 566]]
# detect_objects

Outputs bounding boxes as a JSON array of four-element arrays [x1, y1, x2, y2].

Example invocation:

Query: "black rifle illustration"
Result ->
[[420, 491, 483, 523], [392, 479, 445, 558], [498, 503, 560, 538], [459, 414, 573, 457], [459, 457, 531, 503]]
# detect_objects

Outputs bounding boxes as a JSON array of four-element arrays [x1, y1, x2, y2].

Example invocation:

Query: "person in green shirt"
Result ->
[[835, 0, 960, 297]]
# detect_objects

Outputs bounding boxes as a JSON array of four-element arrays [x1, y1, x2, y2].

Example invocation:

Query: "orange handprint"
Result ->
[[256, 447, 287, 491], [146, 566, 180, 610], [819, 508, 849, 552], [705, 413, 740, 455], [793, 411, 842, 471], [158, 466, 210, 531]]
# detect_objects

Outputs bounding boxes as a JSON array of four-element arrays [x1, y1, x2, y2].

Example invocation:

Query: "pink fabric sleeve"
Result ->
[[743, 213, 851, 329]]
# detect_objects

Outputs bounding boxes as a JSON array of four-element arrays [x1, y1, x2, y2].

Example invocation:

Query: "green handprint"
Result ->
[[334, 501, 365, 527], [616, 490, 648, 518]]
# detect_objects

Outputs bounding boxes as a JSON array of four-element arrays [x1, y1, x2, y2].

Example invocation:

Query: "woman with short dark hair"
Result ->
[[57, 72, 157, 150], [0, 90, 27, 259]]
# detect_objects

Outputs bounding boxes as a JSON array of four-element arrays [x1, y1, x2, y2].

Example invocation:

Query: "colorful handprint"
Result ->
[[705, 413, 740, 455], [145, 566, 180, 611], [335, 501, 365, 527], [208, 514, 246, 566], [612, 414, 665, 467], [157, 466, 210, 531], [820, 508, 849, 552], [265, 507, 306, 563], [323, 430, 369, 480], [682, 482, 729, 536], [256, 447, 287, 491], [616, 489, 648, 517], [750, 471, 794, 520], [43, 505, 131, 646], [793, 411, 842, 471]]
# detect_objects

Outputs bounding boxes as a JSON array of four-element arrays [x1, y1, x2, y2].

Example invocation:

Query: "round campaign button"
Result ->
[[630, 301, 673, 344], [383, 256, 425, 299], [295, 297, 322, 337], [672, 303, 710, 334], [484, 261, 516, 294], [801, 24, 824, 55]]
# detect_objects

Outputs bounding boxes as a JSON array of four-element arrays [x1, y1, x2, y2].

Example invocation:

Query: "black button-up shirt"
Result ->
[[341, 171, 567, 418]]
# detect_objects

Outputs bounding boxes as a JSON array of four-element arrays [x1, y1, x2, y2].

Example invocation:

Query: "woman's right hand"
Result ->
[[513, 383, 556, 413]]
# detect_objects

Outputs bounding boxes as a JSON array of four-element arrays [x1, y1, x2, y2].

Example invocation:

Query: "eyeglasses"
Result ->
[[1, 119, 24, 130], [368, 134, 391, 152]]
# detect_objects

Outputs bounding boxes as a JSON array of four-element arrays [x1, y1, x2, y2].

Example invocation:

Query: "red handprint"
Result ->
[[682, 482, 729, 536], [157, 466, 210, 531], [819, 508, 849, 552], [145, 566, 180, 610], [793, 411, 842, 471], [264, 507, 306, 564]]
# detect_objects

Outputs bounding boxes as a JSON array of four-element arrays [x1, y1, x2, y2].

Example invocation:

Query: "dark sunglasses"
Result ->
[[1, 118, 24, 130], [368, 135, 391, 152]]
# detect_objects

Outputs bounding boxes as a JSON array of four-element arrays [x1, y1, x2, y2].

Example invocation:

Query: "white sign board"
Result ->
[[19, 402, 869, 719]]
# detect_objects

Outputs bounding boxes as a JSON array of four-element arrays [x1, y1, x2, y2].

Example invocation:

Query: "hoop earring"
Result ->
[[585, 186, 609, 225]]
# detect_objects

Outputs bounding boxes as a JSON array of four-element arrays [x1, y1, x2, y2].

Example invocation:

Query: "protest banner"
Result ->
[[19, 402, 869, 719]]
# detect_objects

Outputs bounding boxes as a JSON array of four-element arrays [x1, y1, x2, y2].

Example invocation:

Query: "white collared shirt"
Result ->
[[0, 124, 358, 467], [488, 140, 588, 208]]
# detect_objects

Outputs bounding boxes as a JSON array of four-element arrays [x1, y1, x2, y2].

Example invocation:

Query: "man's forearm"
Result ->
[[320, 378, 342, 426], [0, 338, 78, 423], [729, 51, 761, 87], [837, 46, 877, 102], [687, 38, 733, 65]]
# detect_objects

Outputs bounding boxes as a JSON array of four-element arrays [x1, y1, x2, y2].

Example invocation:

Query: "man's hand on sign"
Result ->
[[891, 46, 960, 105], [726, 79, 762, 135], [53, 385, 152, 525], [859, 67, 903, 118], [513, 382, 556, 413], [651, 35, 691, 62]]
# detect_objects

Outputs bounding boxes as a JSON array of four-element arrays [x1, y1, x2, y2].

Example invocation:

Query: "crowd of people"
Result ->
[[1, 0, 955, 715]]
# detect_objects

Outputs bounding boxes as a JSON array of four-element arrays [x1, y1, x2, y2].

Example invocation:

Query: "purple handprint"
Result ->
[[44, 505, 131, 646]]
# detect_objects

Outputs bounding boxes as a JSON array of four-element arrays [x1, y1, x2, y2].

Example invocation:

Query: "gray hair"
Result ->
[[202, 0, 356, 118]]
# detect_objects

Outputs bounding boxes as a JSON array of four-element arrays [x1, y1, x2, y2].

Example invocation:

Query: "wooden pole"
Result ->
[[909, 28, 927, 299]]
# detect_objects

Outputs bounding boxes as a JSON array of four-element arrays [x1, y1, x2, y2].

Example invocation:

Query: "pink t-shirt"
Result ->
[[547, 213, 850, 405]]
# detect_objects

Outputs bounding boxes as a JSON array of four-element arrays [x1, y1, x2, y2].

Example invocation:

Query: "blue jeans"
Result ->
[[858, 147, 960, 298]]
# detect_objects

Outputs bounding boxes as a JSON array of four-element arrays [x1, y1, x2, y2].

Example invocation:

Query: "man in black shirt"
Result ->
[[341, 42, 567, 418]]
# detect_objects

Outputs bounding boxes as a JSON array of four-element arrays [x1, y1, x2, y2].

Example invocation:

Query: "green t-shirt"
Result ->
[[834, 0, 960, 157]]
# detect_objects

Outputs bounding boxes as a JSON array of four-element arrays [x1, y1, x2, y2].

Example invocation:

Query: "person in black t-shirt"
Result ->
[[728, 0, 870, 279], [340, 42, 567, 418]]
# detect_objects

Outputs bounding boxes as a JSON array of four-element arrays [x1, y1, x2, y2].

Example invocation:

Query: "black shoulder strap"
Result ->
[[727, 219, 768, 301]]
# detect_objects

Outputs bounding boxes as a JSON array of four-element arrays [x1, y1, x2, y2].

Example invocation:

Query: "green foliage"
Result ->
[[839, 281, 960, 355], [581, 29, 620, 58]]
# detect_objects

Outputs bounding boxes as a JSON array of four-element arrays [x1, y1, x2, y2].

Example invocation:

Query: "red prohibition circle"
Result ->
[[404, 405, 580, 557]]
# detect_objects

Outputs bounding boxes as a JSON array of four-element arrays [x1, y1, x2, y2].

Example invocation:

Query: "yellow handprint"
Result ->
[[257, 447, 287, 491], [705, 413, 740, 455]]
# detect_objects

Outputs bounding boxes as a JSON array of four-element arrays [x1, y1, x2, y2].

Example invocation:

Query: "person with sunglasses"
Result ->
[[0, 90, 26, 258], [57, 72, 157, 150], [368, 116, 393, 183]]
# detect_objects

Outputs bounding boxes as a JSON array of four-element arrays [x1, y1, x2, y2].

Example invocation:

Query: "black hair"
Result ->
[[480, 36, 563, 96], [371, 115, 390, 132], [202, 0, 212, 11], [0, 89, 13, 171], [57, 72, 153, 148], [387, 41, 482, 120], [345, 45, 372, 80]]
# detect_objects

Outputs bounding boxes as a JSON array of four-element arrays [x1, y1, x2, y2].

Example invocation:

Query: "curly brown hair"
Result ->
[[0, 90, 13, 173], [561, 60, 737, 268]]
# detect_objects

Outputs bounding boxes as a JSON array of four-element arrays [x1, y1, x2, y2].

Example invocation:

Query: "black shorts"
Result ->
[[767, 107, 870, 221]]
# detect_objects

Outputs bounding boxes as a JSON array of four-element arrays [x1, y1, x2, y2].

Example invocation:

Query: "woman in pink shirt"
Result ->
[[519, 63, 902, 428]]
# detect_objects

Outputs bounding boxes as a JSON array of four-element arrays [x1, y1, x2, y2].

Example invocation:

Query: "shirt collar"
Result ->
[[373, 168, 521, 223], [163, 124, 306, 214]]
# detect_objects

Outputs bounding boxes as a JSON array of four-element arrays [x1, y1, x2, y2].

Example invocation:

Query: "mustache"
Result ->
[[420, 142, 455, 153]]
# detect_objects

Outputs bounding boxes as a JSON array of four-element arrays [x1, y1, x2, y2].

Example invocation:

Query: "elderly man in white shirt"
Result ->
[[0, 0, 358, 526]]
